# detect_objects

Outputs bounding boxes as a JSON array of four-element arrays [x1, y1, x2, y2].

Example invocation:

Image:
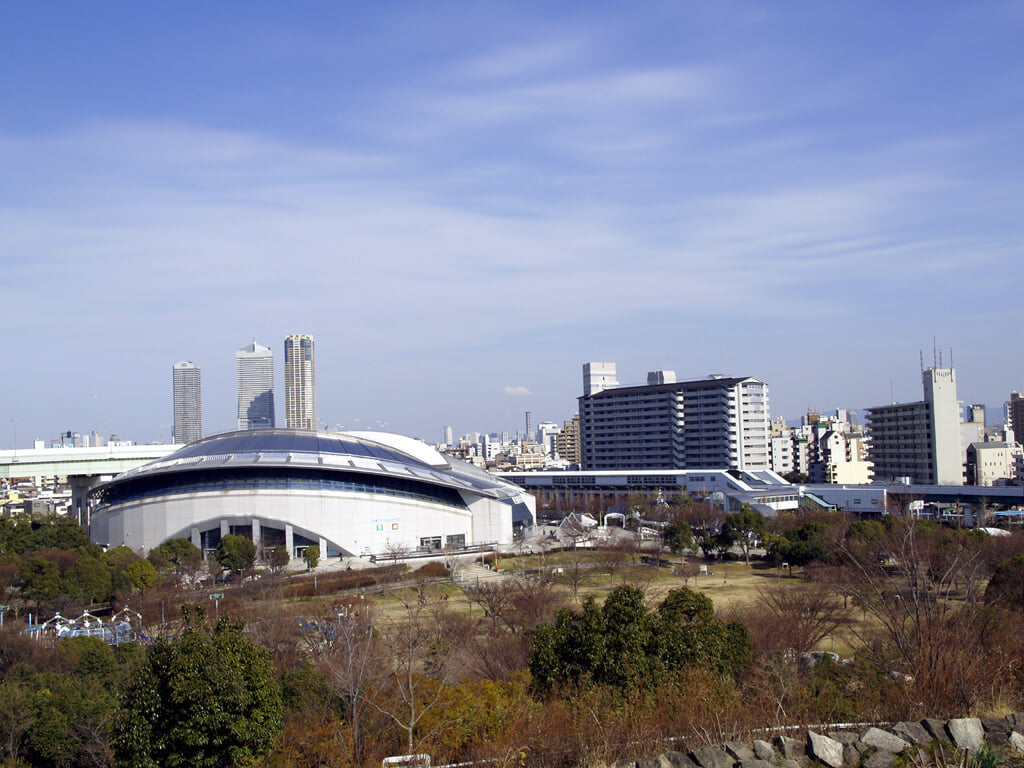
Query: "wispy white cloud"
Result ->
[[458, 40, 587, 81], [3, 3, 1023, 442], [504, 386, 532, 396]]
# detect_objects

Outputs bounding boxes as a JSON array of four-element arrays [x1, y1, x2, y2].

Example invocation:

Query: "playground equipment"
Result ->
[[23, 606, 147, 645]]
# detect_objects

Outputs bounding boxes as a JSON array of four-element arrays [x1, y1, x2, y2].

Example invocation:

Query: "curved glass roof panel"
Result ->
[[168, 430, 426, 467]]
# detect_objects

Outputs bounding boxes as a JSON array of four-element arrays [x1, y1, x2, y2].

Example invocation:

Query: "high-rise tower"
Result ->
[[172, 361, 202, 444], [237, 340, 275, 430], [578, 363, 770, 471], [866, 367, 962, 485], [284, 334, 316, 430]]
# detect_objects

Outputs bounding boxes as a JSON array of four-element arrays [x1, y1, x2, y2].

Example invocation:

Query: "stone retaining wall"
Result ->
[[610, 715, 1024, 768]]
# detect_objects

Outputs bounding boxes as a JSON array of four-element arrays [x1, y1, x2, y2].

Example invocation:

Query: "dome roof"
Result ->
[[98, 428, 521, 500]]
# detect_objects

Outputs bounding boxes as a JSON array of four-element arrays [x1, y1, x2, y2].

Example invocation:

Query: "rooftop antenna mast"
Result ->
[[933, 337, 938, 368], [920, 350, 924, 372]]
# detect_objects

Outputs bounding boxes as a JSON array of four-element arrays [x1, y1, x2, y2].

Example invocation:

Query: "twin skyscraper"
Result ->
[[236, 334, 317, 431], [172, 334, 317, 445]]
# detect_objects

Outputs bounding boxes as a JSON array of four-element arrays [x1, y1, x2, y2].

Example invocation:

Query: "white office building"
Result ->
[[237, 341, 276, 430], [966, 442, 1021, 486], [536, 421, 561, 456]]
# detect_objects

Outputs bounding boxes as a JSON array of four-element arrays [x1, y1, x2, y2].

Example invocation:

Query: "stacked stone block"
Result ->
[[610, 714, 1024, 768]]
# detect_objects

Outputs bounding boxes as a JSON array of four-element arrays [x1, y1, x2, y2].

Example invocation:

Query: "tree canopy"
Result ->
[[769, 520, 834, 568], [985, 553, 1024, 609], [115, 613, 283, 768], [302, 545, 320, 571], [722, 506, 768, 563], [214, 535, 257, 575], [529, 585, 751, 694]]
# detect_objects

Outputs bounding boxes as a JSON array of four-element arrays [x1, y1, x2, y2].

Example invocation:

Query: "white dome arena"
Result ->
[[88, 429, 535, 560]]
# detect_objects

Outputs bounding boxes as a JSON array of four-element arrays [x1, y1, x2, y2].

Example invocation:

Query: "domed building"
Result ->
[[88, 429, 535, 560]]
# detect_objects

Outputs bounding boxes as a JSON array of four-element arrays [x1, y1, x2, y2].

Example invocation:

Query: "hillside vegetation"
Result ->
[[2, 510, 1024, 767]]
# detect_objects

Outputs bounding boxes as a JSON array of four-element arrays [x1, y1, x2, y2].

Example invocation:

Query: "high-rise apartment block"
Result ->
[[172, 361, 202, 444], [237, 340, 276, 430], [578, 364, 770, 471], [555, 415, 581, 465], [865, 367, 962, 485], [1008, 392, 1024, 448], [284, 334, 316, 430]]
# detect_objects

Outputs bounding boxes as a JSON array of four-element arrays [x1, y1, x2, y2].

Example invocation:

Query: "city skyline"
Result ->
[[2, 4, 1023, 446], [22, 346, 1021, 449]]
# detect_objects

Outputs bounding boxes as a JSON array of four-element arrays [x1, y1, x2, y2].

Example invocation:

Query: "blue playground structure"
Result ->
[[23, 607, 149, 645]]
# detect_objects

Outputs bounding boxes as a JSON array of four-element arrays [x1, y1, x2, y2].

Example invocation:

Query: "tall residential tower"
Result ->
[[284, 334, 316, 430], [578, 363, 770, 471], [237, 340, 276, 430], [172, 361, 202, 444], [865, 367, 962, 485]]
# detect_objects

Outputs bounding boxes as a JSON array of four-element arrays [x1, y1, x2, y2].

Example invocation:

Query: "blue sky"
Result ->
[[2, 2, 1023, 446]]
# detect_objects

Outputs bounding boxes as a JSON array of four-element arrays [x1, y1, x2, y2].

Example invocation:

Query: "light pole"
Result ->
[[209, 592, 224, 621]]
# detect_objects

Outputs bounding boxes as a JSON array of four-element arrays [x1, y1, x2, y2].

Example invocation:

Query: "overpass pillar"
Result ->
[[252, 519, 262, 548], [68, 475, 104, 527], [285, 524, 294, 559], [966, 503, 987, 528]]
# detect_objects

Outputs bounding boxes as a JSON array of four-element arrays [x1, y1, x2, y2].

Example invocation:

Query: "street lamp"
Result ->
[[209, 592, 224, 621]]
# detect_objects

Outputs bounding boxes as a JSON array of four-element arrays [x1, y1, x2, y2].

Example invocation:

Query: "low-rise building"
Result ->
[[966, 442, 1021, 486]]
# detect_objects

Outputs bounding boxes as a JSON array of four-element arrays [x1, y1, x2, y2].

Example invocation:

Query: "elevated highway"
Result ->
[[0, 444, 178, 521]]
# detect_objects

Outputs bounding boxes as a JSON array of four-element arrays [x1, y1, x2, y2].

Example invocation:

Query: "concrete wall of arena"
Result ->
[[89, 487, 514, 557], [463, 492, 513, 546]]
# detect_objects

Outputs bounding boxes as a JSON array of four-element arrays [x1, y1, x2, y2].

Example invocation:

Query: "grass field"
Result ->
[[268, 546, 960, 662]]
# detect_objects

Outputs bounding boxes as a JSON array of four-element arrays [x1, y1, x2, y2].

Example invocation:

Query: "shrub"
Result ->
[[415, 561, 450, 579]]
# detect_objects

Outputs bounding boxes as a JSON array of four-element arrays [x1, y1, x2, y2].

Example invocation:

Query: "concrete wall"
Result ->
[[90, 488, 512, 557]]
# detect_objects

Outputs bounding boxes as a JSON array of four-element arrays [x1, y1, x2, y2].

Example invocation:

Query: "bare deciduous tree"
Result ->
[[312, 604, 381, 765], [557, 544, 591, 604], [676, 502, 727, 559], [817, 520, 995, 712], [370, 587, 468, 755], [466, 582, 517, 629], [741, 581, 850, 657]]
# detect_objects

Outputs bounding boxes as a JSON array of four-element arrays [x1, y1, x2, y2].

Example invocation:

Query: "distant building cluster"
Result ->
[[769, 408, 870, 485], [439, 359, 1024, 490], [442, 362, 771, 476], [170, 334, 319, 446]]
